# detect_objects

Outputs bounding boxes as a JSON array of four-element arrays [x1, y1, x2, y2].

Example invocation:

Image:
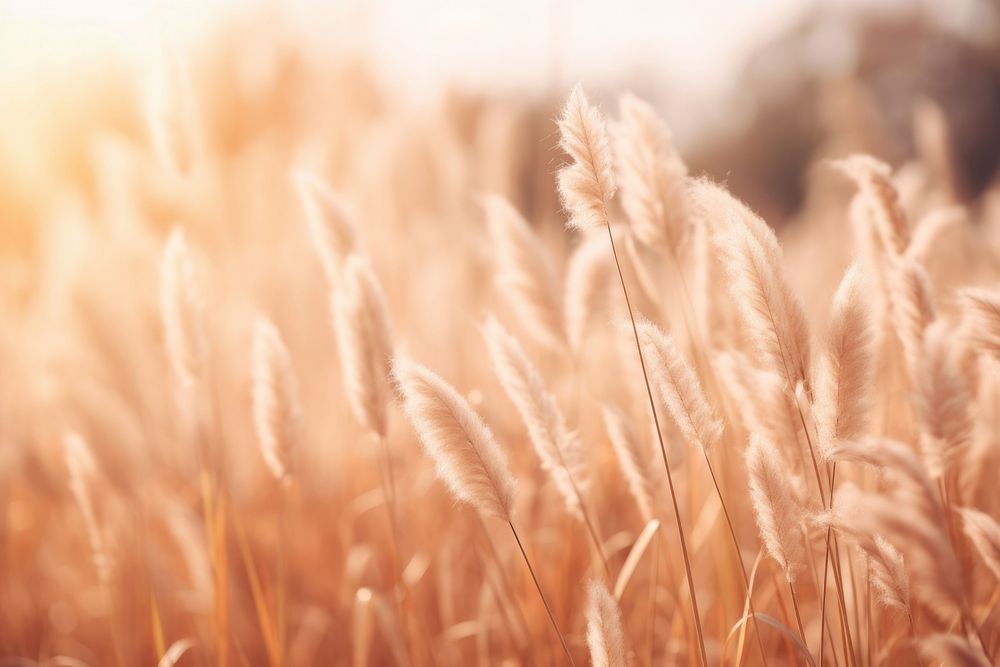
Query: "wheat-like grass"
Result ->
[[815, 263, 873, 460], [636, 320, 723, 453], [746, 432, 805, 585], [64, 431, 112, 584], [614, 92, 688, 252], [333, 254, 394, 439], [557, 84, 617, 232], [295, 170, 358, 283], [834, 155, 910, 256], [393, 355, 516, 520], [251, 317, 303, 484], [586, 580, 627, 667], [483, 316, 588, 518], [160, 227, 207, 421]]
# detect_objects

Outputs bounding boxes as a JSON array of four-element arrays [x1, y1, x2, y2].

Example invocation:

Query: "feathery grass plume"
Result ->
[[565, 228, 614, 351], [393, 355, 516, 520], [602, 404, 657, 523], [482, 316, 588, 518], [64, 432, 112, 584], [918, 634, 991, 667], [483, 195, 565, 351], [160, 228, 207, 410], [959, 507, 1000, 582], [636, 320, 722, 452], [294, 170, 358, 283], [614, 92, 688, 251], [707, 183, 811, 390], [586, 581, 627, 667], [815, 263, 873, 460], [251, 318, 303, 484], [834, 155, 909, 256], [746, 432, 804, 583], [914, 321, 972, 479], [144, 44, 202, 173], [890, 255, 936, 379], [868, 534, 911, 614], [333, 254, 394, 439], [557, 84, 616, 231], [959, 286, 1000, 361]]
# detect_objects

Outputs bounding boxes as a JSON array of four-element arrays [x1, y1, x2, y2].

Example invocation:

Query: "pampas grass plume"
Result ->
[[393, 355, 516, 520], [557, 84, 616, 231], [586, 580, 627, 667]]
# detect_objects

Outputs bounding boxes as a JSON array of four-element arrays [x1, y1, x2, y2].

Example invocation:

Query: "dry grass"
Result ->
[[5, 24, 1000, 667]]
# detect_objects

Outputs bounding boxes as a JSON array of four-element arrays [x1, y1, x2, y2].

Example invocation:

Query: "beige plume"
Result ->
[[746, 432, 804, 583], [482, 317, 588, 518], [557, 84, 616, 231], [890, 256, 936, 380], [614, 92, 688, 251], [251, 318, 303, 483], [333, 254, 394, 439], [815, 263, 873, 460], [708, 186, 811, 390], [160, 227, 207, 409], [64, 432, 112, 584], [586, 580, 627, 667], [294, 170, 358, 283], [393, 355, 516, 520], [834, 155, 910, 256], [637, 320, 723, 453], [915, 321, 972, 479]]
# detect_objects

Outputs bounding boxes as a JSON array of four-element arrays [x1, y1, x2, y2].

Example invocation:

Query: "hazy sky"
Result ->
[[0, 0, 990, 143]]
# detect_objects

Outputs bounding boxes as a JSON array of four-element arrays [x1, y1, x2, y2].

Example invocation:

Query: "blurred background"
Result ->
[[2, 0, 999, 243]]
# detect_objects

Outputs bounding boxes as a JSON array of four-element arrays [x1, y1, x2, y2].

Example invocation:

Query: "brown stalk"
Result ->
[[606, 223, 708, 667], [508, 520, 577, 666]]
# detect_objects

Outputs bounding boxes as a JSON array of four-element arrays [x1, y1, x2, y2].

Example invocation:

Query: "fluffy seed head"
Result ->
[[637, 320, 723, 453], [557, 84, 617, 231], [746, 432, 804, 583], [614, 92, 688, 251], [815, 263, 873, 459], [333, 254, 394, 439], [585, 580, 627, 667], [483, 316, 587, 518], [393, 355, 516, 520], [160, 227, 207, 403], [294, 170, 358, 282], [834, 155, 909, 256], [64, 432, 112, 584], [251, 318, 303, 483]]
